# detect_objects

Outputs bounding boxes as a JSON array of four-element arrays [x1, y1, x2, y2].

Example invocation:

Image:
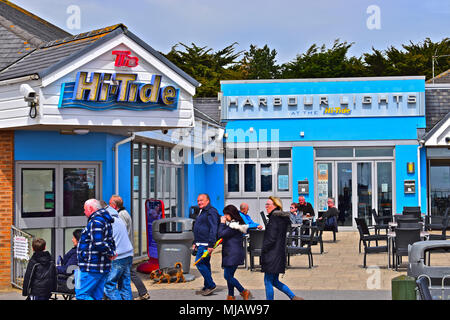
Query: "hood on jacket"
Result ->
[[32, 251, 53, 265], [228, 221, 249, 234]]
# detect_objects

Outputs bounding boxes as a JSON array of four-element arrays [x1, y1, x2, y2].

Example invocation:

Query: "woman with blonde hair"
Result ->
[[261, 196, 302, 300]]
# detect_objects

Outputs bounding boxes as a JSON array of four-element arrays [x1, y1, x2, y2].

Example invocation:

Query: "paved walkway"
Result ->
[[1, 231, 448, 300]]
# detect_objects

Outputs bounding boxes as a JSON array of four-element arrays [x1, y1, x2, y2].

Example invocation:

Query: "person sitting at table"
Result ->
[[297, 196, 315, 218], [317, 198, 339, 230], [239, 203, 263, 230], [289, 203, 303, 225]]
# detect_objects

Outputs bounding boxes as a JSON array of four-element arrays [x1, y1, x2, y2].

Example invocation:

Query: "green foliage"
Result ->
[[164, 38, 450, 97]]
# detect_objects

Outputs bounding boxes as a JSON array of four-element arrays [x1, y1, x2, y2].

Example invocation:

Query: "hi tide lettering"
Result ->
[[72, 71, 178, 106]]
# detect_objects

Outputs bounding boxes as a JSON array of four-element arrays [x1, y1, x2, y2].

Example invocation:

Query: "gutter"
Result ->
[[114, 133, 135, 195], [0, 74, 39, 86]]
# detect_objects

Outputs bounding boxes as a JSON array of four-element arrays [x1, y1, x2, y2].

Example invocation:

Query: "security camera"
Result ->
[[446, 137, 450, 144], [20, 84, 37, 102], [161, 129, 169, 135]]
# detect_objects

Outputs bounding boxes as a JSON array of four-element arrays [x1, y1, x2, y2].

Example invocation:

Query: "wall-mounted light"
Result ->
[[300, 131, 305, 137], [249, 127, 254, 133], [407, 162, 415, 174]]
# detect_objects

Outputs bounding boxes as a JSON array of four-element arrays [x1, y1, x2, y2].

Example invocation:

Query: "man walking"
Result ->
[[192, 194, 220, 296], [76, 199, 116, 300], [102, 200, 134, 300], [109, 195, 150, 300]]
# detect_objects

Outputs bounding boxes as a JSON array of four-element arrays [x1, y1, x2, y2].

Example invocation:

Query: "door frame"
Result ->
[[15, 161, 102, 257]]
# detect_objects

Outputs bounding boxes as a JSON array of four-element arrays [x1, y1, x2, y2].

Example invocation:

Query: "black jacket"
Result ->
[[261, 210, 291, 274], [22, 251, 57, 297], [218, 221, 248, 267]]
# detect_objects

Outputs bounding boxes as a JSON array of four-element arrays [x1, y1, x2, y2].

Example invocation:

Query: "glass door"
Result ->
[[16, 163, 100, 259], [357, 162, 373, 226], [376, 162, 393, 217], [337, 162, 353, 227]]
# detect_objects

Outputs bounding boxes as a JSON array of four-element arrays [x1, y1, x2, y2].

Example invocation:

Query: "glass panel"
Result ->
[[63, 168, 96, 217], [316, 148, 353, 158], [260, 164, 273, 192], [357, 162, 373, 226], [171, 166, 176, 218], [355, 147, 393, 157], [429, 162, 450, 216], [64, 227, 83, 253], [236, 149, 258, 159], [158, 146, 163, 161], [377, 162, 393, 217], [227, 164, 239, 192], [149, 146, 155, 198], [157, 165, 163, 200], [317, 163, 333, 211], [277, 163, 289, 192], [244, 164, 256, 192], [26, 228, 53, 256], [260, 149, 291, 159], [22, 169, 55, 218], [132, 143, 140, 255], [177, 167, 182, 218], [164, 147, 171, 162], [141, 145, 148, 199], [337, 163, 352, 227], [164, 167, 170, 218]]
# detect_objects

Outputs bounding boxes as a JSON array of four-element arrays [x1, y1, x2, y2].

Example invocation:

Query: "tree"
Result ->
[[238, 44, 280, 79], [280, 39, 366, 79], [164, 42, 243, 97]]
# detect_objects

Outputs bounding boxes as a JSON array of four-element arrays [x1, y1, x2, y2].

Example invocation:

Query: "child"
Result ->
[[22, 238, 57, 300], [218, 204, 251, 300]]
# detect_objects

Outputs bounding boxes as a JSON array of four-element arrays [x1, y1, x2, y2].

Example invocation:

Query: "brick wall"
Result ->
[[0, 131, 14, 290]]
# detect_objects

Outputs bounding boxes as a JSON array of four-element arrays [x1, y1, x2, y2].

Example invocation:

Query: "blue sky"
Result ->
[[14, 0, 450, 64]]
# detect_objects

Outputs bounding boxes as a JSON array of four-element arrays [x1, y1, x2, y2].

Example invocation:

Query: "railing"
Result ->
[[10, 226, 33, 290]]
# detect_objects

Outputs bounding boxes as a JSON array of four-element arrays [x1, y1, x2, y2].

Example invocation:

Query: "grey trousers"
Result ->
[[130, 266, 148, 296]]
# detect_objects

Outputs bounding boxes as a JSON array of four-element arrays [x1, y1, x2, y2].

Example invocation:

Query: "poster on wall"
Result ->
[[145, 199, 165, 259], [317, 164, 329, 211]]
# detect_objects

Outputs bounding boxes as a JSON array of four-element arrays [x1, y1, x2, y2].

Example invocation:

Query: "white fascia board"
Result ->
[[41, 34, 197, 96], [424, 118, 450, 146]]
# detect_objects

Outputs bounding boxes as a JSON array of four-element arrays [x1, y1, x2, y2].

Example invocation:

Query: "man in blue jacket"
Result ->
[[76, 199, 117, 300], [192, 194, 219, 296], [239, 203, 263, 230]]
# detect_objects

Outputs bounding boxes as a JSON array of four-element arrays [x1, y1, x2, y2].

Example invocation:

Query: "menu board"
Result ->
[[317, 164, 329, 211]]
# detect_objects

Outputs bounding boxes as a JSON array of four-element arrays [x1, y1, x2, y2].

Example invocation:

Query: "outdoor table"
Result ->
[[387, 230, 430, 269]]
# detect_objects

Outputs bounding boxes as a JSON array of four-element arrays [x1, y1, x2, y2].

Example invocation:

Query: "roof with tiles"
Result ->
[[426, 68, 450, 84], [0, 0, 71, 72]]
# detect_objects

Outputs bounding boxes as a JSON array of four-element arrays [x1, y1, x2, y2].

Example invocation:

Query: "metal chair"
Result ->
[[355, 218, 388, 268], [286, 225, 316, 268], [354, 217, 387, 253], [425, 208, 449, 232], [397, 221, 421, 229], [416, 276, 433, 300], [371, 208, 391, 235], [248, 229, 265, 271], [402, 206, 421, 219], [394, 227, 421, 270], [260, 211, 268, 228]]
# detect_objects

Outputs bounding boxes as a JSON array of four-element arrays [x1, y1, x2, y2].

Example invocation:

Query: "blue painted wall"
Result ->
[[292, 146, 314, 204], [183, 150, 224, 217], [15, 130, 131, 211]]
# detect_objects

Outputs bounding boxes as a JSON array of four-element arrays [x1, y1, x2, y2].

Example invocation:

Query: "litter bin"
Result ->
[[392, 275, 417, 300], [152, 217, 194, 274]]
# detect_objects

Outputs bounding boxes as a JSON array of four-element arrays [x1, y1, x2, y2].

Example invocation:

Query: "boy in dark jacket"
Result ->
[[22, 238, 57, 300]]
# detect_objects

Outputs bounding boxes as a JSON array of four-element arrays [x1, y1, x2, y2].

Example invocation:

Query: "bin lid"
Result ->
[[152, 218, 194, 241]]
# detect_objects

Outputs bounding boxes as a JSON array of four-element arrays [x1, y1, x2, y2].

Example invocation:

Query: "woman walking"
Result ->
[[218, 204, 252, 300], [261, 196, 303, 300]]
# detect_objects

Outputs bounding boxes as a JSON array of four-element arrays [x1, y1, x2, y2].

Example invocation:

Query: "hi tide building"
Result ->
[[0, 22, 224, 289], [220, 77, 427, 229]]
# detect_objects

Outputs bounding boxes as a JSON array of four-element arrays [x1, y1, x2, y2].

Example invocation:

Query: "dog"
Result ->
[[149, 262, 185, 284]]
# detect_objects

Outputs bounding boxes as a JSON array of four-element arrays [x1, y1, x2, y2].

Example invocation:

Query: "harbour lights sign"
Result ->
[[58, 71, 179, 111]]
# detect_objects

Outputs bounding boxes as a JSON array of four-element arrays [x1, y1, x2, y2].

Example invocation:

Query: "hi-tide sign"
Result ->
[[58, 51, 179, 111]]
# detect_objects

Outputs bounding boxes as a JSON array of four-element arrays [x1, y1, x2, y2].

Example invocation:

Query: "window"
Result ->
[[277, 164, 289, 192], [355, 147, 393, 157], [227, 164, 239, 192], [316, 148, 353, 158], [21, 169, 55, 218], [244, 164, 256, 192], [260, 164, 273, 192]]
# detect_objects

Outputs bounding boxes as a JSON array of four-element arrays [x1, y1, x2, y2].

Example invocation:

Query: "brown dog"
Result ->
[[149, 262, 185, 284]]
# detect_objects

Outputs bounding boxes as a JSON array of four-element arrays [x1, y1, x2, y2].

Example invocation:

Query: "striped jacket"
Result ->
[[77, 208, 116, 273]]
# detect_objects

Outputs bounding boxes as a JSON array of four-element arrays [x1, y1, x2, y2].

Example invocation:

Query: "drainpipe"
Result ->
[[115, 133, 135, 195], [417, 140, 425, 211]]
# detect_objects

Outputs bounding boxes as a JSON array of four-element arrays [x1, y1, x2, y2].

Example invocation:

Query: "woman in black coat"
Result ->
[[261, 196, 302, 300], [218, 204, 252, 300]]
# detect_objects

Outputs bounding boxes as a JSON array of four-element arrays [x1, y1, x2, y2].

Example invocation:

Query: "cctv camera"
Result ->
[[20, 84, 37, 102], [446, 137, 450, 144], [161, 129, 169, 135]]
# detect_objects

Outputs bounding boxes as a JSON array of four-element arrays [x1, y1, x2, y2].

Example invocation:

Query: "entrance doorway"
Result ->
[[315, 160, 394, 229], [15, 162, 101, 259]]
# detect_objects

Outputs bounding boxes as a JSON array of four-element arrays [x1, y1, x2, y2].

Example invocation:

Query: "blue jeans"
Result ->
[[264, 273, 295, 300], [104, 256, 133, 300], [195, 246, 216, 289], [75, 270, 109, 300], [224, 266, 244, 297]]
